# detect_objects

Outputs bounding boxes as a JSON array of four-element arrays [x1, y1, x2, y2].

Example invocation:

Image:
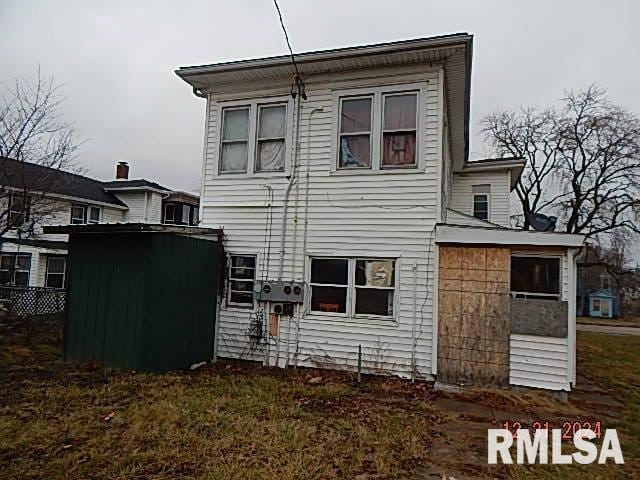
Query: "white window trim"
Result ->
[[510, 254, 562, 300], [226, 252, 259, 311], [88, 206, 101, 224], [0, 253, 31, 286], [330, 82, 426, 175], [592, 298, 601, 312], [216, 96, 293, 178], [70, 204, 87, 224], [306, 256, 399, 321], [472, 192, 490, 221], [45, 256, 66, 289]]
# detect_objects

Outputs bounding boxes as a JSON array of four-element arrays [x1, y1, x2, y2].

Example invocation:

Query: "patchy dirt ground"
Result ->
[[0, 316, 638, 479]]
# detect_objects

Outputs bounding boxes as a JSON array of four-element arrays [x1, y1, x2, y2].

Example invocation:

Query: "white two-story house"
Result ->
[[176, 33, 584, 391], [1, 158, 199, 289]]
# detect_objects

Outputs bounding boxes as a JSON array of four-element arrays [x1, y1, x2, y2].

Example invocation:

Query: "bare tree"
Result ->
[[0, 69, 81, 238], [483, 85, 640, 242]]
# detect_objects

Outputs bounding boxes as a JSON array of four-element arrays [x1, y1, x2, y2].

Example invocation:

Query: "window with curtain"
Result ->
[[256, 104, 286, 172], [309, 257, 396, 318], [382, 93, 417, 167], [70, 204, 86, 224], [88, 206, 101, 224], [220, 107, 250, 173], [338, 97, 372, 168]]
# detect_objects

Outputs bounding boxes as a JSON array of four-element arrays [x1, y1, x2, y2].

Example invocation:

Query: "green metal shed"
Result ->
[[44, 223, 224, 373]]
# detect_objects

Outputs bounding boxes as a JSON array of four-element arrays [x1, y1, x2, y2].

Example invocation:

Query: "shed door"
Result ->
[[438, 246, 511, 387], [601, 300, 610, 317]]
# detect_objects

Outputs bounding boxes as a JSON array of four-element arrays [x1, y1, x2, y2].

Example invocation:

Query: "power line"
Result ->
[[272, 0, 306, 99]]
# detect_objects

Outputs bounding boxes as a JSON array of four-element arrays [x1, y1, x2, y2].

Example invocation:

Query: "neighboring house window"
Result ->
[[511, 256, 561, 300], [472, 185, 490, 220], [8, 193, 31, 227], [191, 206, 199, 226], [45, 257, 66, 289], [382, 93, 418, 167], [601, 275, 610, 290], [70, 204, 86, 224], [336, 87, 419, 171], [256, 104, 286, 172], [0, 253, 31, 286], [228, 255, 256, 307], [220, 107, 250, 173], [592, 298, 601, 312], [88, 206, 101, 224], [339, 97, 373, 168], [310, 257, 396, 318], [164, 203, 176, 224]]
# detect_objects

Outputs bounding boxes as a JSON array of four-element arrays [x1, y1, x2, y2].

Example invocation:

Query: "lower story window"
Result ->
[[511, 255, 560, 300], [310, 257, 396, 318], [0, 253, 31, 286], [45, 256, 66, 289], [228, 255, 256, 307]]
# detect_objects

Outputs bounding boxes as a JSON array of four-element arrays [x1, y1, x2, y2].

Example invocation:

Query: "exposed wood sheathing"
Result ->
[[438, 246, 510, 386]]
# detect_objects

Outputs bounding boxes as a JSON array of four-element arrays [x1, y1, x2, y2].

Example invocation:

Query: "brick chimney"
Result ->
[[116, 161, 129, 180]]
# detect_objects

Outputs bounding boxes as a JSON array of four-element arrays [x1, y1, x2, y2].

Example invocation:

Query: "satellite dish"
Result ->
[[528, 213, 557, 232]]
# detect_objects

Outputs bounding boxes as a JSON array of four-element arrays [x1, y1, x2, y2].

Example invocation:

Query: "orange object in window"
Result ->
[[319, 303, 340, 312]]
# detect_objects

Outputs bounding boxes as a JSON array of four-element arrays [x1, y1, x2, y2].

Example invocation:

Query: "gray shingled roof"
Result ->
[[1, 156, 127, 207], [102, 179, 170, 191]]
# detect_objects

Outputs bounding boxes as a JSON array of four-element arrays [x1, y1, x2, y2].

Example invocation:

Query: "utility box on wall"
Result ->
[[44, 224, 224, 373]]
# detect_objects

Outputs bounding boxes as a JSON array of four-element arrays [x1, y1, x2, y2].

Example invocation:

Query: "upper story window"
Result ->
[[219, 101, 288, 175], [7, 193, 31, 228], [70, 204, 101, 224], [472, 185, 490, 220], [382, 93, 417, 167], [601, 275, 610, 290], [336, 86, 420, 172]]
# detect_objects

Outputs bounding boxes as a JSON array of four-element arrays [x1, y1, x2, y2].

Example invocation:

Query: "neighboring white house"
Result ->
[[0, 158, 199, 289], [176, 33, 584, 391]]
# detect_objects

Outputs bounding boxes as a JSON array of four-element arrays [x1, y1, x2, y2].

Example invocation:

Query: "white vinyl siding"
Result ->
[[449, 171, 511, 226], [510, 334, 570, 391], [201, 66, 442, 377]]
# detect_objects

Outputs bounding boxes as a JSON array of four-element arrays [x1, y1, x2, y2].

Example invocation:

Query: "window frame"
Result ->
[[7, 193, 31, 228], [510, 254, 562, 300], [227, 253, 258, 310], [380, 91, 419, 169], [331, 83, 424, 174], [219, 105, 251, 174], [70, 204, 87, 224], [163, 203, 176, 224], [308, 256, 398, 320], [0, 253, 31, 286], [472, 192, 490, 220], [255, 103, 288, 173], [88, 206, 101, 224], [337, 95, 374, 170], [45, 256, 66, 289], [216, 97, 292, 177], [601, 275, 610, 290]]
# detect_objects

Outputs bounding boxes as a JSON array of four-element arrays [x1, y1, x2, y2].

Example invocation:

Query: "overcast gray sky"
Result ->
[[2, 0, 639, 192]]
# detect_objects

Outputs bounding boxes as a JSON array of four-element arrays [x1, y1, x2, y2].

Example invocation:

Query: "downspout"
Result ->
[[292, 107, 323, 368], [411, 260, 418, 382]]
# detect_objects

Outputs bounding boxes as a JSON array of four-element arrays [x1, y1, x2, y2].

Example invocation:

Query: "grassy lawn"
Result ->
[[1, 318, 638, 479]]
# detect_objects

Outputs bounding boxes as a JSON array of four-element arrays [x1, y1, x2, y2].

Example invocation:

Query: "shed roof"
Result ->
[[43, 223, 222, 237], [588, 289, 615, 298]]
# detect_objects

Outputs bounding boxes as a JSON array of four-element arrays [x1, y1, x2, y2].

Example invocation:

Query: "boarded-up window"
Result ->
[[511, 256, 560, 300]]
